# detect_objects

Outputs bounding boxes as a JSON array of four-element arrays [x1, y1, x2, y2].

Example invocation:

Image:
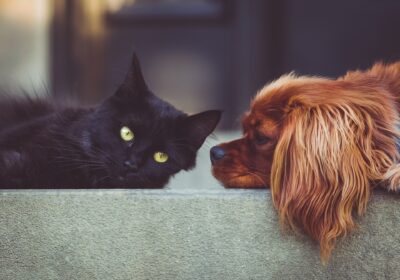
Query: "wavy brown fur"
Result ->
[[212, 62, 400, 262]]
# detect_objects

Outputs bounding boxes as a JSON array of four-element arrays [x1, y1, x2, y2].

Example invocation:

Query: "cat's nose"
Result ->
[[210, 146, 226, 164], [124, 160, 138, 172]]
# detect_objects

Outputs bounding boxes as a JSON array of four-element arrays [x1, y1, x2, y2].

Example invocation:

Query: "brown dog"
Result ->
[[211, 62, 400, 262]]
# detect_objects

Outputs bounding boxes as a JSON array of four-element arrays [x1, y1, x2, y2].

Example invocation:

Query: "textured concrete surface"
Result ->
[[0, 189, 399, 280], [1, 132, 400, 279]]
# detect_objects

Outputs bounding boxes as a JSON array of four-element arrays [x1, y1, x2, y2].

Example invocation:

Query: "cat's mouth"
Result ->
[[117, 172, 139, 182], [116, 172, 149, 184], [112, 171, 167, 189]]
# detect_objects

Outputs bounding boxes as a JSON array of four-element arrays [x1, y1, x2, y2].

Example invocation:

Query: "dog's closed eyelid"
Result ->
[[254, 132, 271, 145]]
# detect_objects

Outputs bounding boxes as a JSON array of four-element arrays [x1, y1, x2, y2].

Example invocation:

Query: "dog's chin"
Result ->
[[212, 168, 267, 188]]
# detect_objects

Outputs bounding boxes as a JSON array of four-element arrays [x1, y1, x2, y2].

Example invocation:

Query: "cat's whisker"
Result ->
[[51, 157, 107, 174], [52, 156, 106, 167], [93, 174, 111, 186], [88, 146, 120, 166], [42, 134, 119, 168]]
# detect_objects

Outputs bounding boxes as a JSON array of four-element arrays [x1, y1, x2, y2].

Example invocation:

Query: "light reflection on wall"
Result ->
[[106, 0, 137, 12], [148, 50, 218, 115], [0, 0, 50, 94]]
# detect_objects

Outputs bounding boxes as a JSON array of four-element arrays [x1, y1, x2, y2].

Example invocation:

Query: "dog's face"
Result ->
[[210, 102, 280, 188], [211, 75, 301, 188]]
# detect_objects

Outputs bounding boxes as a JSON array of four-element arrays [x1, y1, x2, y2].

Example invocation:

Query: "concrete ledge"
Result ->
[[0, 189, 399, 280]]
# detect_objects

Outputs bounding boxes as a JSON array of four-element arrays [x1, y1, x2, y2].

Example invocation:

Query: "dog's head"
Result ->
[[211, 66, 400, 262]]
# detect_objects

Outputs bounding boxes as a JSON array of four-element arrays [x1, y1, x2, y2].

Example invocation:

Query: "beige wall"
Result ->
[[0, 0, 50, 94]]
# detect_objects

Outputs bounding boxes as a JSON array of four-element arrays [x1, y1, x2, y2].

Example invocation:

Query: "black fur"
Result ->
[[0, 54, 221, 188]]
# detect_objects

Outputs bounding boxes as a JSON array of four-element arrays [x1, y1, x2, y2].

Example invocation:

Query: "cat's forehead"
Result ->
[[148, 95, 184, 117], [119, 94, 182, 116], [118, 108, 182, 137], [103, 93, 186, 137]]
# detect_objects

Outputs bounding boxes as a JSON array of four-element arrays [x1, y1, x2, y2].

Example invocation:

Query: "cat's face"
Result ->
[[85, 54, 221, 188]]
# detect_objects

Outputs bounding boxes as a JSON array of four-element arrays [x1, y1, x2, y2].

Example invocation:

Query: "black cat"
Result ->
[[0, 54, 221, 188]]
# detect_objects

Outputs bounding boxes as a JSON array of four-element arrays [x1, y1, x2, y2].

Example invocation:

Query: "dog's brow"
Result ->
[[242, 114, 259, 131]]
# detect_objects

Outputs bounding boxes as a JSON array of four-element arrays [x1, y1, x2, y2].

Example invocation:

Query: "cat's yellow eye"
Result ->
[[153, 152, 169, 163], [120, 126, 134, 141]]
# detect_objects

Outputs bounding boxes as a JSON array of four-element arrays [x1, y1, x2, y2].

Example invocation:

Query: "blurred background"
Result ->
[[0, 0, 400, 129]]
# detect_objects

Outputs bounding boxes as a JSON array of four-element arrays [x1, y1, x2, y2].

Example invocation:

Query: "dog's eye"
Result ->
[[254, 132, 271, 145]]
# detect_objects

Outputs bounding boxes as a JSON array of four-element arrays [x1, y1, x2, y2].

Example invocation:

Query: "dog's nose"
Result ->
[[210, 146, 226, 164]]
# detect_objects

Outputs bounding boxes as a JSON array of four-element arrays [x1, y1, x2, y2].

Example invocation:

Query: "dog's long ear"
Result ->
[[270, 94, 398, 263]]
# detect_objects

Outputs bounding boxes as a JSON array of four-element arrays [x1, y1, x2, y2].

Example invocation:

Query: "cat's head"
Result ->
[[86, 53, 221, 188]]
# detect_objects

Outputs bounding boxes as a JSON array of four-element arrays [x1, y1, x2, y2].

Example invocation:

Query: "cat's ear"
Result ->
[[115, 53, 149, 99], [183, 110, 222, 149]]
